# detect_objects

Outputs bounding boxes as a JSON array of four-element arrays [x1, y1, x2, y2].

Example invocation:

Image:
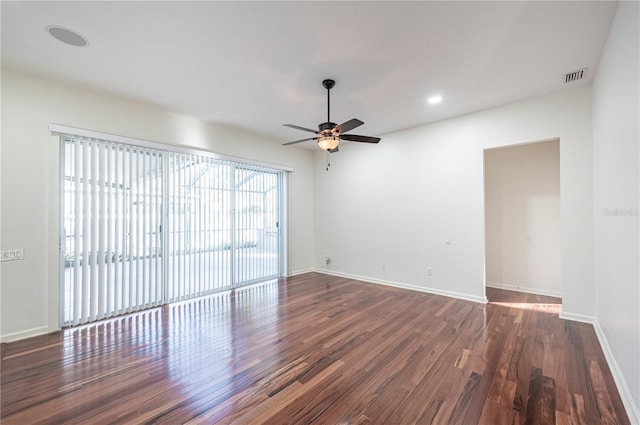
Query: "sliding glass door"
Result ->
[[61, 135, 285, 326], [233, 167, 281, 284]]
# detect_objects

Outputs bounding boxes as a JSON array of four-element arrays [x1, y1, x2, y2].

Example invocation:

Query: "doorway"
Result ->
[[484, 139, 562, 299]]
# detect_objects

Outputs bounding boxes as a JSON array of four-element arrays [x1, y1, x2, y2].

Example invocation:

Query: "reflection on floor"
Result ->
[[487, 287, 562, 314]]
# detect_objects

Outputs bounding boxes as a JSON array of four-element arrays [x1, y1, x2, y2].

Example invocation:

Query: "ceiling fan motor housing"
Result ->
[[319, 122, 337, 132], [322, 79, 335, 90]]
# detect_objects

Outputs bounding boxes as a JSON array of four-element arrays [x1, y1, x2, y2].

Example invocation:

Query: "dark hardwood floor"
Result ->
[[1, 273, 630, 424]]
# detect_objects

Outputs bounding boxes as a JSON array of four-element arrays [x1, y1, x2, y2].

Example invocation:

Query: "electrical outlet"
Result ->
[[427, 267, 433, 276], [325, 256, 331, 266], [14, 249, 24, 260], [0, 251, 10, 262], [381, 264, 386, 270]]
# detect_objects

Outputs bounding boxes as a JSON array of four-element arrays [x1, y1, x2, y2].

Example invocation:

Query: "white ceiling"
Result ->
[[1, 1, 617, 148]]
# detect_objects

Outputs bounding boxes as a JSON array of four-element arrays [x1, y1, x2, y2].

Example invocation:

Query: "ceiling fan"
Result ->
[[282, 79, 381, 153]]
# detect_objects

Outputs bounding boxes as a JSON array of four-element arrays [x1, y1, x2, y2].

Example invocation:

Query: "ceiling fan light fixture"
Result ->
[[318, 135, 340, 151]]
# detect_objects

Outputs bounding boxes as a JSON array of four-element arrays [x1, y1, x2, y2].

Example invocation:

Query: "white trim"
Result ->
[[559, 310, 596, 324], [486, 281, 562, 298], [49, 123, 294, 172], [592, 322, 640, 425], [1, 326, 49, 343], [288, 268, 315, 277], [315, 269, 488, 304], [58, 137, 66, 327]]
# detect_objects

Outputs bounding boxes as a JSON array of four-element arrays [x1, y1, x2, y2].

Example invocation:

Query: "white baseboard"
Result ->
[[0, 325, 49, 343], [559, 310, 596, 324], [486, 281, 562, 298], [287, 268, 315, 277], [315, 268, 488, 304]]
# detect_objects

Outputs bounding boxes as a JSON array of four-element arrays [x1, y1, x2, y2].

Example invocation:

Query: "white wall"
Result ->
[[314, 86, 594, 314], [592, 1, 640, 422], [485, 140, 562, 297], [0, 69, 315, 341]]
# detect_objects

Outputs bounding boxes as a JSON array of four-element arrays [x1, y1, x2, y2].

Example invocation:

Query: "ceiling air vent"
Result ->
[[563, 68, 588, 84]]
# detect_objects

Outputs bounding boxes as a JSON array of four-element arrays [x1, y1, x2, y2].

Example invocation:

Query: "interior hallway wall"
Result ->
[[592, 1, 640, 421]]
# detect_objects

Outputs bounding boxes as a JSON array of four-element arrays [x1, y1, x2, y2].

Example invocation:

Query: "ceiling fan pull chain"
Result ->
[[326, 151, 331, 171]]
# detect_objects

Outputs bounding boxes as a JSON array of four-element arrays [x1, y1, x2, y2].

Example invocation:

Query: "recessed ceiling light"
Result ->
[[427, 95, 443, 105], [46, 25, 88, 47]]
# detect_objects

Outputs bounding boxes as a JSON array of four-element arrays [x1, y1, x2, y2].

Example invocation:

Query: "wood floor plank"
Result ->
[[588, 358, 622, 425], [525, 367, 556, 424], [447, 371, 482, 424], [1, 274, 631, 424]]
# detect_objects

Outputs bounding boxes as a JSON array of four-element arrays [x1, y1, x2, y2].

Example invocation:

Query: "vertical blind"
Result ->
[[62, 135, 284, 326], [233, 167, 280, 284], [165, 154, 234, 302]]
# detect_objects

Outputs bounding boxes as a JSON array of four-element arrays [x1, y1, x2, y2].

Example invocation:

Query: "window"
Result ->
[[61, 133, 286, 326]]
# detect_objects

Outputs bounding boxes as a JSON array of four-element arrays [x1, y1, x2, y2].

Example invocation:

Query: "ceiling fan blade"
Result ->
[[283, 124, 319, 134], [283, 137, 318, 146], [335, 118, 364, 134], [340, 134, 381, 144]]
